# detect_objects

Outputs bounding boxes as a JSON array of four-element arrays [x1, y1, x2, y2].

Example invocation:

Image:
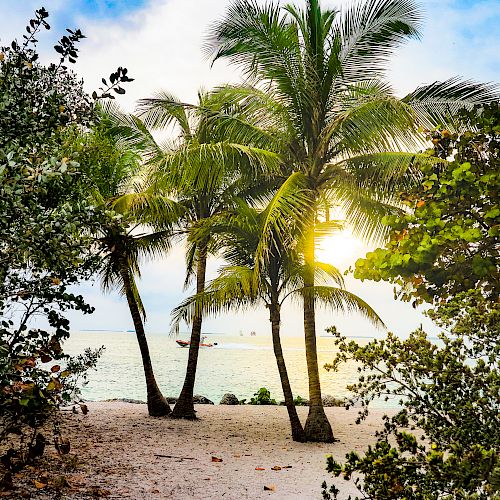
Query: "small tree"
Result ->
[[73, 111, 171, 416], [322, 292, 499, 499], [354, 103, 500, 305], [0, 8, 131, 484]]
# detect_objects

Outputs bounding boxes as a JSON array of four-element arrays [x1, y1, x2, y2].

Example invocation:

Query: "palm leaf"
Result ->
[[136, 91, 192, 138], [403, 77, 500, 129], [301, 285, 385, 329], [335, 0, 423, 82]]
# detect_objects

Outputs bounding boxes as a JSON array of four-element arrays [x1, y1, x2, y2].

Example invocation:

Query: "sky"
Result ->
[[2, 0, 499, 337]]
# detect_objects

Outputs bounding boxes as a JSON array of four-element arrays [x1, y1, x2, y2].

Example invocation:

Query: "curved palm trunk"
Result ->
[[119, 259, 171, 417], [269, 302, 306, 442], [171, 241, 208, 419], [302, 214, 334, 443]]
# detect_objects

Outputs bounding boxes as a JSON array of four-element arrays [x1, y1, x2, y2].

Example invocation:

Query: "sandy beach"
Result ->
[[6, 402, 392, 499]]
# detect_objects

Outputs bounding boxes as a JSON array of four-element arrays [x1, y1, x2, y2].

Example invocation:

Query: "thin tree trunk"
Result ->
[[171, 241, 208, 419], [119, 260, 170, 417], [269, 301, 306, 442], [302, 210, 334, 443]]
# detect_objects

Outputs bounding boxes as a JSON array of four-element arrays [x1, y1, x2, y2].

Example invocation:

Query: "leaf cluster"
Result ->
[[322, 290, 499, 499], [249, 387, 278, 405], [354, 103, 500, 305]]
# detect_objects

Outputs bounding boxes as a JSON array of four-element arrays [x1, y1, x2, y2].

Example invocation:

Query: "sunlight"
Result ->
[[316, 229, 368, 271]]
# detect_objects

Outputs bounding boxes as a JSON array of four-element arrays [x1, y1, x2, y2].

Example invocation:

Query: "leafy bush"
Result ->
[[322, 292, 499, 499], [354, 103, 499, 305], [0, 8, 131, 485], [0, 325, 103, 470], [249, 387, 277, 405], [293, 395, 309, 406]]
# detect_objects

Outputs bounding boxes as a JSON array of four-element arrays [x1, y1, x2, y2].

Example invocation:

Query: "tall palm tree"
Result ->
[[171, 201, 384, 441], [130, 90, 281, 419], [77, 114, 171, 417], [207, 0, 498, 441]]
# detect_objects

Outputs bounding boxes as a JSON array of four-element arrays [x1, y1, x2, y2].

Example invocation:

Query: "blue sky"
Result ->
[[1, 0, 499, 336]]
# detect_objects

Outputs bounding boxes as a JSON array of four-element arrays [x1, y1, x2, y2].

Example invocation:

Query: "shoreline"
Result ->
[[7, 402, 394, 499]]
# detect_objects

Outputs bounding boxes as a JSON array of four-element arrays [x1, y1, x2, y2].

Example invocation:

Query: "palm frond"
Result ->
[[321, 151, 448, 191], [403, 77, 500, 129], [171, 265, 258, 331], [301, 285, 385, 329], [255, 171, 310, 274], [136, 91, 192, 137], [335, 0, 423, 82], [324, 95, 423, 160], [99, 101, 163, 160]]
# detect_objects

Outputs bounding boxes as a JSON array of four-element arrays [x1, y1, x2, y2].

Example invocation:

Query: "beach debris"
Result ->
[[54, 436, 71, 455], [255, 467, 265, 471], [155, 454, 196, 460], [34, 480, 46, 489], [282, 465, 292, 469], [89, 486, 111, 497], [211, 456, 223, 462], [79, 404, 89, 415], [271, 466, 281, 471], [264, 484, 276, 491], [219, 393, 239, 405], [0, 472, 13, 491]]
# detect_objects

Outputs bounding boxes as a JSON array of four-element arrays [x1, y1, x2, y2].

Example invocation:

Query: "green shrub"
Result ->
[[249, 387, 277, 405], [322, 292, 500, 499], [293, 395, 309, 406]]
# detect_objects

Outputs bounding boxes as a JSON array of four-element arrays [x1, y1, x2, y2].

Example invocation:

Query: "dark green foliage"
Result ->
[[293, 395, 309, 406], [0, 9, 131, 479], [322, 292, 499, 498], [249, 387, 277, 405], [328, 299, 498, 499], [354, 103, 500, 305]]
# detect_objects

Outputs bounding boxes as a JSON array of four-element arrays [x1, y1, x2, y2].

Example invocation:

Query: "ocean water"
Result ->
[[64, 331, 385, 406]]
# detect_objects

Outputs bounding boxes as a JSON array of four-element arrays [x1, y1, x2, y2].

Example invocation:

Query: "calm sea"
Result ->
[[64, 331, 387, 407]]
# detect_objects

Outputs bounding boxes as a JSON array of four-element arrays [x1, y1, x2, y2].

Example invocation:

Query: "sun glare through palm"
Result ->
[[316, 230, 367, 271]]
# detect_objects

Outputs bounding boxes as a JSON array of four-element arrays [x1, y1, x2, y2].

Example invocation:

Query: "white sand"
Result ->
[[53, 402, 390, 499]]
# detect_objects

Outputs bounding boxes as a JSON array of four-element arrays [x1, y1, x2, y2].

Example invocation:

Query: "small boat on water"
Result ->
[[176, 336, 217, 348]]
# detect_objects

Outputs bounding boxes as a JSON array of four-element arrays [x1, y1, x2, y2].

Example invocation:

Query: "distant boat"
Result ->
[[176, 336, 217, 348]]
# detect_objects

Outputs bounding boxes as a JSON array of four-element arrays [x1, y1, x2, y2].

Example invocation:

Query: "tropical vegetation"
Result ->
[[0, 8, 131, 474], [1, 1, 498, 495], [321, 104, 499, 498], [205, 0, 497, 441]]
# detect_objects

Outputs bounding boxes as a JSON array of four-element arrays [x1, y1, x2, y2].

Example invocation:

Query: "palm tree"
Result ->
[[78, 113, 171, 417], [171, 201, 384, 441], [130, 90, 281, 419], [207, 0, 498, 441]]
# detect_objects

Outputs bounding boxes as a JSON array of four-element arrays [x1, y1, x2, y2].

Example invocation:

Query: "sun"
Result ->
[[315, 229, 368, 271]]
